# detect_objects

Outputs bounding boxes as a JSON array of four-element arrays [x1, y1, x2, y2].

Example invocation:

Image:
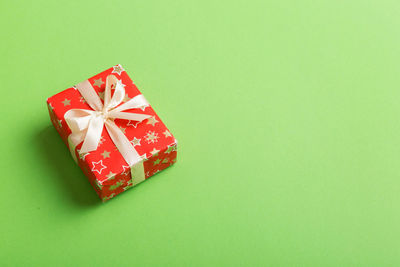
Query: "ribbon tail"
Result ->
[[107, 111, 151, 121], [67, 131, 86, 163], [80, 115, 104, 153], [112, 94, 149, 112], [75, 80, 103, 111], [105, 75, 125, 110], [130, 161, 146, 186], [104, 120, 142, 166], [104, 120, 146, 185]]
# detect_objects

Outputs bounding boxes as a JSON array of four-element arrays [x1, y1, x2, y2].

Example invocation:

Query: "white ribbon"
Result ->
[[64, 75, 151, 179]]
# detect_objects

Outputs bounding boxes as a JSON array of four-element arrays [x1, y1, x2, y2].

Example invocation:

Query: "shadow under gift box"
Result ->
[[46, 65, 177, 202]]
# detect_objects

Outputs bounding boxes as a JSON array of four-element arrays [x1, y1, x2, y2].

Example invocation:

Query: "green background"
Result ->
[[1, 0, 400, 266]]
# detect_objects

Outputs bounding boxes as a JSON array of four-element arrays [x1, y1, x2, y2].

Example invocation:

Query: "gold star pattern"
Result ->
[[62, 99, 71, 106], [146, 116, 159, 126], [119, 126, 126, 134], [150, 148, 160, 156], [163, 130, 172, 138], [153, 159, 161, 165], [138, 154, 147, 162], [123, 180, 134, 191], [102, 193, 115, 202], [130, 137, 141, 147], [123, 184, 133, 191], [106, 171, 116, 180], [98, 91, 104, 100], [78, 150, 89, 160], [112, 64, 124, 75], [110, 179, 125, 191], [139, 105, 149, 111], [165, 144, 177, 154], [162, 158, 169, 164], [99, 135, 106, 145], [95, 180, 103, 190], [123, 94, 131, 102], [93, 78, 104, 88], [101, 150, 110, 159], [79, 96, 86, 103]]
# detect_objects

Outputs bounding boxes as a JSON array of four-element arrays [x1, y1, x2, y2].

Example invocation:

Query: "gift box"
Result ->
[[46, 64, 177, 201]]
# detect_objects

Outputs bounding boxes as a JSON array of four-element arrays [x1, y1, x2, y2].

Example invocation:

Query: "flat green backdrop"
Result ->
[[1, 0, 400, 266]]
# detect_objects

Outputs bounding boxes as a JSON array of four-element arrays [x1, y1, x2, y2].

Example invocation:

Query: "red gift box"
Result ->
[[46, 65, 177, 201]]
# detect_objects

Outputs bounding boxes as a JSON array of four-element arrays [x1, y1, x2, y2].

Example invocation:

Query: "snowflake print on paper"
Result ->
[[144, 131, 159, 144]]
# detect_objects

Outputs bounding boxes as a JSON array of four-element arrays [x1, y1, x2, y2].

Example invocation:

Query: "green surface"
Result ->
[[1, 0, 400, 266]]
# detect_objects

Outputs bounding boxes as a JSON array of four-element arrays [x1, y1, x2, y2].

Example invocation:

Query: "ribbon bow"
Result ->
[[64, 75, 151, 167]]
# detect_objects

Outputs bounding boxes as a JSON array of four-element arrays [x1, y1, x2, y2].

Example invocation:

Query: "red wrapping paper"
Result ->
[[46, 65, 177, 201]]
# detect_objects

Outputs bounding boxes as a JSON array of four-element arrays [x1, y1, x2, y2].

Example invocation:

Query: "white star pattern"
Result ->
[[127, 120, 140, 128], [122, 165, 130, 175], [144, 131, 159, 144], [92, 160, 106, 174], [150, 148, 160, 156], [139, 105, 149, 111], [112, 64, 124, 75], [130, 137, 141, 147]]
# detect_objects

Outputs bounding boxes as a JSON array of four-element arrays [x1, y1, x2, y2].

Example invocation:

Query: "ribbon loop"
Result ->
[[76, 80, 103, 111], [64, 74, 150, 167], [113, 95, 149, 112]]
